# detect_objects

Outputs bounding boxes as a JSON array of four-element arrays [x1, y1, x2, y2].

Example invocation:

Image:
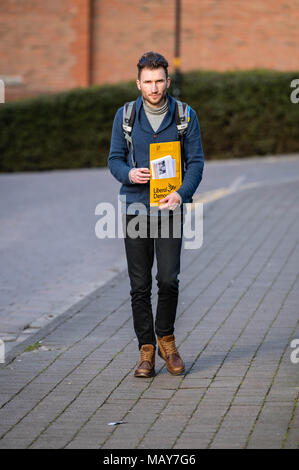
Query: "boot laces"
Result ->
[[163, 340, 178, 356], [140, 348, 154, 363]]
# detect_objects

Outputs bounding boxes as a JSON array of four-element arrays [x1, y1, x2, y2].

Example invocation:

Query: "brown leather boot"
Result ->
[[157, 334, 185, 375], [134, 344, 155, 378]]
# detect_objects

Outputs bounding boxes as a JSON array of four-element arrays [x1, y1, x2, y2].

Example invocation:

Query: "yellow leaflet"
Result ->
[[149, 141, 182, 207]]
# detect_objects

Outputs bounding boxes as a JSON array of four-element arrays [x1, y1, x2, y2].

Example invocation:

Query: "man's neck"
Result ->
[[143, 95, 168, 112], [143, 96, 167, 109]]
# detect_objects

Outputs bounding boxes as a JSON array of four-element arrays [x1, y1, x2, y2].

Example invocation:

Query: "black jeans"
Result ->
[[123, 212, 183, 350]]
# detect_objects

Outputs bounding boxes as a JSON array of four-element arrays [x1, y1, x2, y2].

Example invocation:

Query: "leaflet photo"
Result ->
[[157, 160, 166, 176], [151, 155, 176, 179]]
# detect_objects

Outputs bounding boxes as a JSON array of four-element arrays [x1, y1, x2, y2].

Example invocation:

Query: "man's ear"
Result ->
[[136, 79, 141, 90], [166, 76, 171, 89]]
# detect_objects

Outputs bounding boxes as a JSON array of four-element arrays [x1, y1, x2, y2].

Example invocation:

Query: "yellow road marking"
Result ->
[[190, 182, 260, 208]]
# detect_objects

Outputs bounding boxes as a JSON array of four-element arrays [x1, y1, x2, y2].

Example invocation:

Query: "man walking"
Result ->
[[108, 51, 204, 377]]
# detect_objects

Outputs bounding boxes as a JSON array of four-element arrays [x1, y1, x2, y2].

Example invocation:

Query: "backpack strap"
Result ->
[[122, 101, 137, 168], [175, 100, 191, 165], [175, 100, 190, 140]]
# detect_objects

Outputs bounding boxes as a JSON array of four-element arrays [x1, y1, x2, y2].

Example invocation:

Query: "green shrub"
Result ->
[[0, 70, 298, 171], [182, 69, 299, 159]]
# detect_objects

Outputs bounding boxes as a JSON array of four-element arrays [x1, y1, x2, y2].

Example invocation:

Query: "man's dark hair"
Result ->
[[137, 51, 168, 79]]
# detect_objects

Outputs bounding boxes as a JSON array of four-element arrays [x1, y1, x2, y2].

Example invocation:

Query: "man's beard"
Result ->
[[143, 89, 167, 107]]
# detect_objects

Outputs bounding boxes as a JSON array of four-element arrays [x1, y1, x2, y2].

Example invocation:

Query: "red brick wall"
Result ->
[[1, 0, 298, 101], [0, 1, 74, 97], [181, 0, 299, 72], [91, 0, 175, 84], [71, 0, 91, 87], [0, 0, 90, 100]]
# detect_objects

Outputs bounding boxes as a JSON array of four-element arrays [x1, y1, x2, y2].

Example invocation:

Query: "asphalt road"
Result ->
[[1, 153, 299, 354]]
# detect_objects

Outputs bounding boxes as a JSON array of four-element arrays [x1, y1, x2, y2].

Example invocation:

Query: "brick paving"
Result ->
[[0, 177, 298, 449]]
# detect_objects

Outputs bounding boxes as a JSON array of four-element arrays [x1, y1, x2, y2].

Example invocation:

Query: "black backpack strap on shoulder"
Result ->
[[175, 100, 190, 163], [175, 100, 190, 140], [122, 101, 137, 168]]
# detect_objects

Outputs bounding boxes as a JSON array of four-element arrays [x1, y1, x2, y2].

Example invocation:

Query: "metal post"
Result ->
[[173, 0, 181, 99]]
